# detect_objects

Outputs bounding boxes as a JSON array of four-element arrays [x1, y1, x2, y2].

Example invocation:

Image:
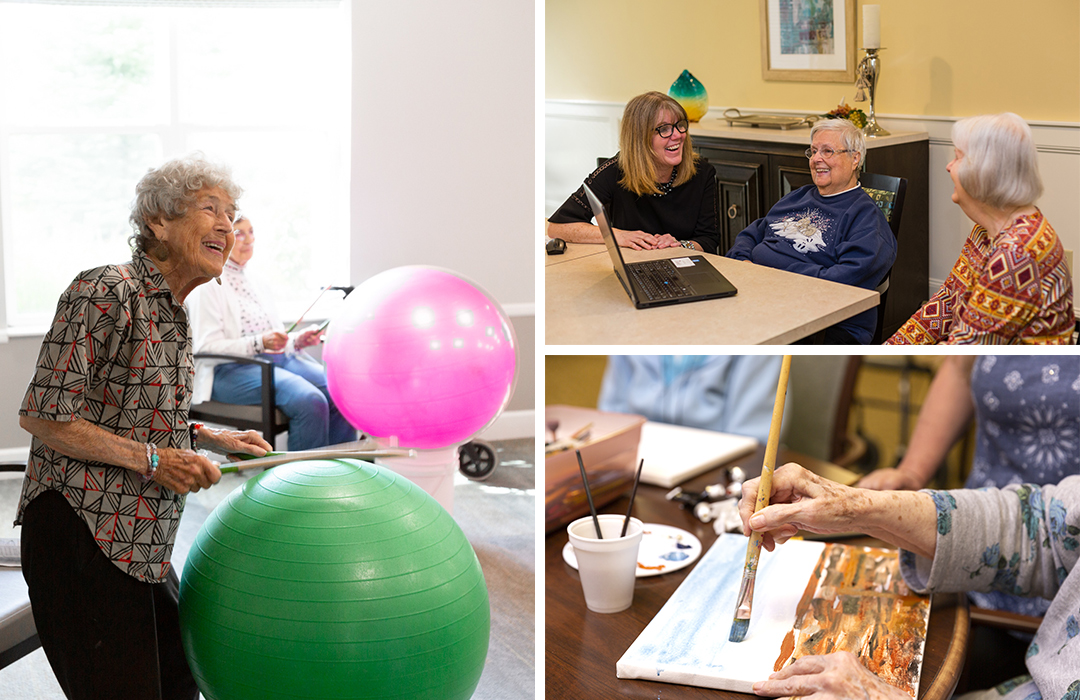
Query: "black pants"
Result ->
[[21, 491, 199, 700]]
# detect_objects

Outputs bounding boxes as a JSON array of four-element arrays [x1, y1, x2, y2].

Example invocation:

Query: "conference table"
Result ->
[[545, 446, 969, 700], [545, 243, 880, 345]]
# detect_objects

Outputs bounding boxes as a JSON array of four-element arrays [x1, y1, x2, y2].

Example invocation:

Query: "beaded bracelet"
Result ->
[[189, 422, 204, 451], [142, 442, 159, 483]]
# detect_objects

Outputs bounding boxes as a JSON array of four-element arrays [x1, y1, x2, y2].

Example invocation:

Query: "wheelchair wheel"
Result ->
[[459, 440, 497, 481]]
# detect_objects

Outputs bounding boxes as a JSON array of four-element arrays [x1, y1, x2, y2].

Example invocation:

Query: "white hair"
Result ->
[[952, 113, 1042, 209], [810, 118, 867, 166]]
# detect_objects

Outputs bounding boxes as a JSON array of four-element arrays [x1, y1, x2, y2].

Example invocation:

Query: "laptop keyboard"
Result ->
[[629, 260, 696, 300]]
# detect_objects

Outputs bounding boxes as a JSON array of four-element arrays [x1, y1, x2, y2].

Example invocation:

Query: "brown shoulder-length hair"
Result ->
[[617, 91, 698, 196]]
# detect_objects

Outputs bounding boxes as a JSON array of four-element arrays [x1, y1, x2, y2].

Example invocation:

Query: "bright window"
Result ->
[[0, 2, 351, 330]]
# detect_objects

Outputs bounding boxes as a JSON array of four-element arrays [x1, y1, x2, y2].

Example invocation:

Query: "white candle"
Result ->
[[863, 5, 881, 48]]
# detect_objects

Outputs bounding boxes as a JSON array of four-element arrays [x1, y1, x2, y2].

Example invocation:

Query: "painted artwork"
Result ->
[[779, 0, 836, 55], [616, 534, 931, 698]]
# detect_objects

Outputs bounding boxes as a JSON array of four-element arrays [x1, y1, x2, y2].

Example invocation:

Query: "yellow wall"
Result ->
[[546, 0, 1080, 122]]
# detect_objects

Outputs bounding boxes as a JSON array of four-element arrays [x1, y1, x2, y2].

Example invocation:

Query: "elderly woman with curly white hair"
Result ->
[[15, 155, 272, 700], [888, 113, 1073, 344]]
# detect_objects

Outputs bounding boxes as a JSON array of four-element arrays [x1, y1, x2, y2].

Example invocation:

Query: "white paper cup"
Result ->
[[567, 514, 644, 613]]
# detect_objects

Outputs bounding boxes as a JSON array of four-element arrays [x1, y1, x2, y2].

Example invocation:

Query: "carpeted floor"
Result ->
[[0, 438, 535, 699]]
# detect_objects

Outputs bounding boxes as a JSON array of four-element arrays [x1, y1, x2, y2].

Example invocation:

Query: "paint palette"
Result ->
[[617, 534, 931, 698], [562, 523, 702, 578]]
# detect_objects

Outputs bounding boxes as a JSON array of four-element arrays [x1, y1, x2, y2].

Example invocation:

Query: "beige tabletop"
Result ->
[[545, 244, 879, 345], [544, 240, 606, 267]]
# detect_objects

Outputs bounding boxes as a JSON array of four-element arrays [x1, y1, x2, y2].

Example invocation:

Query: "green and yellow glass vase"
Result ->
[[668, 69, 708, 122]]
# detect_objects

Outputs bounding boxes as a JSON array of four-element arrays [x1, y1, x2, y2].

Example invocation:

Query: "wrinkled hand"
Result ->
[[613, 229, 660, 250], [753, 652, 909, 700], [262, 331, 288, 353], [196, 426, 272, 458], [739, 463, 870, 551], [857, 467, 923, 491], [296, 327, 325, 350], [153, 448, 221, 495]]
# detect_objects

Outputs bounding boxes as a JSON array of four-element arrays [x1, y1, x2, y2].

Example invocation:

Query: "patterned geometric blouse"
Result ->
[[15, 250, 195, 584], [886, 211, 1073, 344]]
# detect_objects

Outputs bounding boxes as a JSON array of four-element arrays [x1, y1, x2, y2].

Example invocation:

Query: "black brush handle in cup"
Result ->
[[576, 450, 603, 539], [621, 458, 645, 537]]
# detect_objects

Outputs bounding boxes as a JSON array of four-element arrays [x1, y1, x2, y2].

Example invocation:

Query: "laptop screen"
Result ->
[[583, 184, 633, 287]]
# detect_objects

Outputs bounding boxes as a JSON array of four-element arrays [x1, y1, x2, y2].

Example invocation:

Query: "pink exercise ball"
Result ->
[[323, 266, 517, 450]]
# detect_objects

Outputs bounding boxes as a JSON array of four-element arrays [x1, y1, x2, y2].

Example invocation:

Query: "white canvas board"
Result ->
[[617, 534, 825, 693], [636, 422, 759, 488]]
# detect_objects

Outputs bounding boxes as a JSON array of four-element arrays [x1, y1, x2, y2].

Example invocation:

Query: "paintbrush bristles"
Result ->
[[728, 531, 762, 643], [728, 354, 791, 644], [728, 617, 750, 644]]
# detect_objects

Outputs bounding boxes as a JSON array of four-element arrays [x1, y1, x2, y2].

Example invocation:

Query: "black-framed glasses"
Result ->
[[805, 146, 853, 159], [654, 119, 689, 138]]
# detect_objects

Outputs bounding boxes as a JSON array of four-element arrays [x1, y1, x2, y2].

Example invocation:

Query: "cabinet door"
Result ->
[[773, 153, 814, 200], [697, 149, 767, 254]]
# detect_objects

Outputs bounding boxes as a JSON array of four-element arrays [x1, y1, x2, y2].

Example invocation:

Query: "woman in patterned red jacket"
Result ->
[[887, 113, 1073, 345]]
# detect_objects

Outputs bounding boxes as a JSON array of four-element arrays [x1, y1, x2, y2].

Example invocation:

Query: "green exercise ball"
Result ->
[[178, 458, 489, 700]]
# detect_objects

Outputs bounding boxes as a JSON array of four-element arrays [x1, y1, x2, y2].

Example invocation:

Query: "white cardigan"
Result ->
[[187, 264, 295, 405]]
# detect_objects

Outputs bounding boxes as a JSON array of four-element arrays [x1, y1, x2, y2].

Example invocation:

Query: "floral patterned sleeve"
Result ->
[[898, 477, 1080, 700]]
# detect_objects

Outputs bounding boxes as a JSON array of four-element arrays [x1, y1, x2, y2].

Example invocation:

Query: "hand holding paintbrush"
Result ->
[[729, 354, 791, 643]]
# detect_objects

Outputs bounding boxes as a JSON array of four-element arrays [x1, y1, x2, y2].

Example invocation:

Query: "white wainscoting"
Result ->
[[546, 100, 1080, 300]]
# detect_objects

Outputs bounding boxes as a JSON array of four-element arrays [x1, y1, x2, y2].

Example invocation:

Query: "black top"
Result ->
[[549, 155, 720, 254]]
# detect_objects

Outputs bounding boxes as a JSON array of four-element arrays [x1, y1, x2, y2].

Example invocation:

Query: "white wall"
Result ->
[[546, 100, 1080, 300], [351, 0, 535, 307], [350, 0, 536, 438]]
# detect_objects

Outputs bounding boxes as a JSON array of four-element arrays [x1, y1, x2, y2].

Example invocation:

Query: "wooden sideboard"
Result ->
[[689, 119, 929, 341]]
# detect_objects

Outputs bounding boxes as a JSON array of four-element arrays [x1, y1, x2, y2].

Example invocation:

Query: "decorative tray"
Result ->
[[722, 108, 818, 130]]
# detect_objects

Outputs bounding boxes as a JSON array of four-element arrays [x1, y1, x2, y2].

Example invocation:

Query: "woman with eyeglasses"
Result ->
[[547, 91, 719, 252], [886, 113, 1072, 344], [726, 118, 896, 344], [15, 155, 272, 700]]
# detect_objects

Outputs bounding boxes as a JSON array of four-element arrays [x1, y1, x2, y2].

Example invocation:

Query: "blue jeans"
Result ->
[[211, 353, 355, 451]]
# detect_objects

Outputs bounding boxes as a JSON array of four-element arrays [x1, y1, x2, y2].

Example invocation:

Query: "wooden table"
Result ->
[[545, 447, 969, 700], [545, 244, 879, 345]]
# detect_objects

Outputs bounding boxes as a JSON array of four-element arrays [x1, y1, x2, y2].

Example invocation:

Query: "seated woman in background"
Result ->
[[190, 216, 356, 451], [597, 355, 785, 445], [547, 91, 719, 253], [887, 113, 1073, 344], [725, 118, 896, 344]]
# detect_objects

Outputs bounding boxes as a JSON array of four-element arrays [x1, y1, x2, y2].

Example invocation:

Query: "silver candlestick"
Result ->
[[855, 48, 889, 137]]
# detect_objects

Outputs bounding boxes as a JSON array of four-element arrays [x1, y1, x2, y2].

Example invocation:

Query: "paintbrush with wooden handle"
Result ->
[[729, 354, 791, 643]]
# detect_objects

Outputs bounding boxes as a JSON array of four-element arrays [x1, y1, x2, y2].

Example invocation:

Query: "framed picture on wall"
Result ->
[[760, 0, 856, 82]]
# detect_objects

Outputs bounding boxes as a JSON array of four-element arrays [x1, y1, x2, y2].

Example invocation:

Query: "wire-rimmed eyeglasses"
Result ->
[[655, 120, 689, 139], [805, 146, 853, 159]]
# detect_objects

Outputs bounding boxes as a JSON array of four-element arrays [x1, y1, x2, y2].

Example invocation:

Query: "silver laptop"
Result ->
[[583, 184, 737, 309]]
